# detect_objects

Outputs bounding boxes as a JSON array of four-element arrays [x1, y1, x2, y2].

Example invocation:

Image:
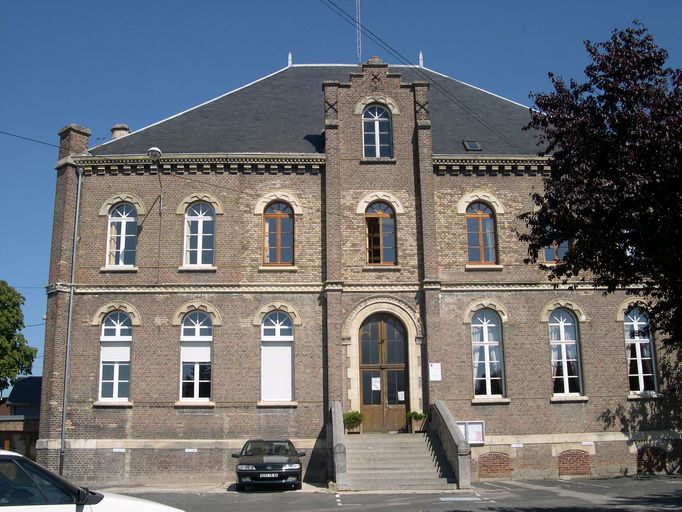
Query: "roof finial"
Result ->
[[419, 50, 424, 68], [288, 51, 293, 67]]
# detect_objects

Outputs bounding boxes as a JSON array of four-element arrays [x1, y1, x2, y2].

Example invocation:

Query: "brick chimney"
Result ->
[[57, 124, 91, 160], [110, 124, 130, 140]]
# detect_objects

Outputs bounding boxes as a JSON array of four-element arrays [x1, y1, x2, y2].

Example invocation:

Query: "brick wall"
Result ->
[[557, 449, 591, 476]]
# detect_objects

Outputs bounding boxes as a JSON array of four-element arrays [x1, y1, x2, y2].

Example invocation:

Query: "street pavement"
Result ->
[[101, 475, 682, 511]]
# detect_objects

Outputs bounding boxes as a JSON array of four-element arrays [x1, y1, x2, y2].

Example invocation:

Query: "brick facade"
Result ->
[[38, 60, 676, 485]]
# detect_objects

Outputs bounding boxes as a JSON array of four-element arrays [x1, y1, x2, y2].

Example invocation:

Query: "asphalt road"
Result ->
[[106, 475, 682, 512]]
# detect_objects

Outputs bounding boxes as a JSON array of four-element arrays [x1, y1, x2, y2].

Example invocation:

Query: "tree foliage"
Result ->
[[0, 280, 38, 396], [521, 22, 682, 349]]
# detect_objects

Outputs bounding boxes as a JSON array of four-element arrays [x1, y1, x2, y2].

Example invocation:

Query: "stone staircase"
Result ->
[[344, 432, 456, 491]]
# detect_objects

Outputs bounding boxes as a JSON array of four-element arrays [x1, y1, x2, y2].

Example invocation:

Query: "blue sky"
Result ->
[[1, 0, 681, 380]]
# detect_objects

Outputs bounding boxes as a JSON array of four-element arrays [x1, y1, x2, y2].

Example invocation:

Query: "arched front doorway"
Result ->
[[360, 313, 407, 432]]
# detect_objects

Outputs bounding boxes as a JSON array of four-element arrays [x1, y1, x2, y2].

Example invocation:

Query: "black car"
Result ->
[[232, 439, 306, 491]]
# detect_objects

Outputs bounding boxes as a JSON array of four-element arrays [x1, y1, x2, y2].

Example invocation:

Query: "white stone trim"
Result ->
[[37, 437, 319, 450], [355, 192, 405, 214], [462, 299, 509, 324], [171, 300, 222, 326], [92, 301, 142, 326], [342, 296, 423, 414], [252, 301, 303, 326], [456, 191, 505, 214], [354, 95, 400, 115], [539, 299, 587, 322], [615, 297, 651, 321], [98, 193, 147, 216], [175, 192, 224, 215], [253, 191, 303, 215]]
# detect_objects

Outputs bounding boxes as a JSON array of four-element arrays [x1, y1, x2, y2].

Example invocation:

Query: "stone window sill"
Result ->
[[100, 266, 138, 273], [627, 392, 658, 401], [363, 265, 401, 272], [93, 400, 133, 408], [174, 401, 215, 409], [177, 265, 217, 273], [257, 401, 298, 408], [359, 158, 396, 165], [465, 264, 504, 271], [550, 395, 589, 403], [259, 265, 298, 272], [471, 397, 510, 405]]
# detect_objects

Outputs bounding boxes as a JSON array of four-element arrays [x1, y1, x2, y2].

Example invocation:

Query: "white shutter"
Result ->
[[101, 342, 130, 361], [181, 342, 211, 361], [261, 342, 293, 401]]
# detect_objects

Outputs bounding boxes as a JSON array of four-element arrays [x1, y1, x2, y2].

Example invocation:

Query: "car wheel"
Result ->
[[236, 483, 244, 492], [293, 482, 302, 490]]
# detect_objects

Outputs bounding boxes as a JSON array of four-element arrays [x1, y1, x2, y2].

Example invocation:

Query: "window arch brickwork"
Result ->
[[172, 301, 222, 326], [175, 192, 224, 215], [92, 301, 142, 326], [99, 193, 147, 216]]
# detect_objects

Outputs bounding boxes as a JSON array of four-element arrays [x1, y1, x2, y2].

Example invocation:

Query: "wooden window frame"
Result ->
[[466, 202, 497, 264], [262, 202, 295, 266], [365, 202, 397, 266]]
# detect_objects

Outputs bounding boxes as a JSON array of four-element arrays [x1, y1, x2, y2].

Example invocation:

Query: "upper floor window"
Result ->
[[624, 307, 656, 394], [471, 309, 505, 397], [184, 202, 214, 267], [466, 202, 497, 264], [106, 203, 137, 267], [549, 308, 582, 395], [363, 105, 392, 158], [263, 202, 294, 265], [365, 202, 396, 265], [180, 311, 212, 400], [261, 311, 294, 402], [543, 240, 569, 263], [99, 311, 131, 401]]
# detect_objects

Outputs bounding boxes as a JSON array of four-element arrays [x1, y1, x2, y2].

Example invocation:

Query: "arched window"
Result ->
[[363, 105, 392, 158], [263, 201, 294, 265], [466, 202, 497, 264], [624, 308, 656, 393], [180, 311, 212, 400], [184, 202, 214, 267], [549, 308, 582, 395], [261, 311, 294, 402], [99, 311, 132, 401], [471, 309, 505, 397], [365, 202, 396, 265], [106, 203, 137, 267]]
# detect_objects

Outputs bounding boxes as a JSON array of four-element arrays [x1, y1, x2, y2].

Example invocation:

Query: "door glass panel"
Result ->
[[361, 324, 379, 365], [362, 370, 381, 405], [386, 318, 405, 365], [386, 370, 405, 404]]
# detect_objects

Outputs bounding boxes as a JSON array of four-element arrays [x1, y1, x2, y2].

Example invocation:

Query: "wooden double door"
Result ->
[[360, 314, 408, 432]]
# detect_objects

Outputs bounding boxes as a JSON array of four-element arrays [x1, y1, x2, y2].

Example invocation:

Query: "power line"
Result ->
[[0, 130, 61, 149]]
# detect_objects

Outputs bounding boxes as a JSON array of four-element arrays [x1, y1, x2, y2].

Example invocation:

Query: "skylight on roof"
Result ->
[[463, 140, 482, 152]]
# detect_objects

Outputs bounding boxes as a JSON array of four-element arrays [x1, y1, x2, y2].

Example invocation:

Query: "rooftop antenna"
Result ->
[[419, 50, 424, 67], [355, 0, 362, 63], [288, 50, 293, 67]]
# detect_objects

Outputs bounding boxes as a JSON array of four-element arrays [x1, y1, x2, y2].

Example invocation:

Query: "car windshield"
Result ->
[[241, 441, 296, 456]]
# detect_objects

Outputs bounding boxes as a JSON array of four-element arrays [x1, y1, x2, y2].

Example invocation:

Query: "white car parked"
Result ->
[[0, 450, 184, 511]]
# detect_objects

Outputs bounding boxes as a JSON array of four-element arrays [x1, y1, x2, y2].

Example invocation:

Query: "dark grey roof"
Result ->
[[90, 65, 540, 157], [7, 376, 41, 405]]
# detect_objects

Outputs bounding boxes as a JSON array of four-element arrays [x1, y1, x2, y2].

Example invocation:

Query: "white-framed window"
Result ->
[[99, 311, 131, 401], [624, 307, 656, 394], [362, 105, 392, 158], [261, 311, 294, 402], [180, 311, 212, 400], [184, 202, 214, 266], [549, 308, 582, 395], [471, 309, 505, 397], [106, 203, 137, 267]]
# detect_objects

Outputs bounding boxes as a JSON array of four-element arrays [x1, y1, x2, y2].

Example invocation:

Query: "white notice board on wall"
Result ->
[[429, 363, 442, 381]]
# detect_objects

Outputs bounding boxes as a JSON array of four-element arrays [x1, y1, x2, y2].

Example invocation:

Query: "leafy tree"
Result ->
[[0, 280, 38, 397], [521, 22, 682, 351]]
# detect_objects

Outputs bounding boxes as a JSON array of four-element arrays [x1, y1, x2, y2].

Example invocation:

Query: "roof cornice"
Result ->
[[433, 154, 551, 175]]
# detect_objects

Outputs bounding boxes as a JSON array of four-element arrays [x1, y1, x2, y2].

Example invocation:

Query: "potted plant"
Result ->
[[406, 411, 428, 433], [343, 410, 363, 434]]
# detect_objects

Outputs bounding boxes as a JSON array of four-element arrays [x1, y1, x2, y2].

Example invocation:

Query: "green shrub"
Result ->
[[405, 411, 427, 422], [343, 410, 363, 430]]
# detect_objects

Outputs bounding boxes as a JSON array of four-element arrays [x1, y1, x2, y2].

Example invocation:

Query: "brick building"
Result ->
[[38, 57, 673, 485]]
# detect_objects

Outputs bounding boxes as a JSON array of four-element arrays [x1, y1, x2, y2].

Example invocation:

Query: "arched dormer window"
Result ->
[[99, 311, 132, 401], [363, 105, 392, 158], [184, 202, 215, 267], [263, 201, 294, 265], [466, 202, 497, 264], [365, 202, 396, 265], [106, 203, 137, 267], [261, 311, 294, 402], [180, 311, 212, 400]]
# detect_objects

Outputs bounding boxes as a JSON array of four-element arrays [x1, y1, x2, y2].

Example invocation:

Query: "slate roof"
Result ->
[[7, 376, 42, 405], [90, 65, 540, 157]]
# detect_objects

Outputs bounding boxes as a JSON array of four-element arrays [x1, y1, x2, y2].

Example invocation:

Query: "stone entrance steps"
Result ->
[[344, 432, 456, 491]]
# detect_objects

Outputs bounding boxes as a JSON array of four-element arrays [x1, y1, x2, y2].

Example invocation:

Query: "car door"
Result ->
[[0, 458, 83, 511]]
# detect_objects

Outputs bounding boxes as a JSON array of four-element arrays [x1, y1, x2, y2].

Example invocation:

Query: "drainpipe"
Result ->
[[59, 165, 84, 475]]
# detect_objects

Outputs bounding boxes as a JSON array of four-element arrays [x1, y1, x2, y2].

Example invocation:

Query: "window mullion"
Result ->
[[374, 119, 380, 157]]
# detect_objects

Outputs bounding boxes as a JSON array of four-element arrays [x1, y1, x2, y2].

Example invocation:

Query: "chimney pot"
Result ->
[[57, 124, 91, 160], [111, 124, 130, 140]]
